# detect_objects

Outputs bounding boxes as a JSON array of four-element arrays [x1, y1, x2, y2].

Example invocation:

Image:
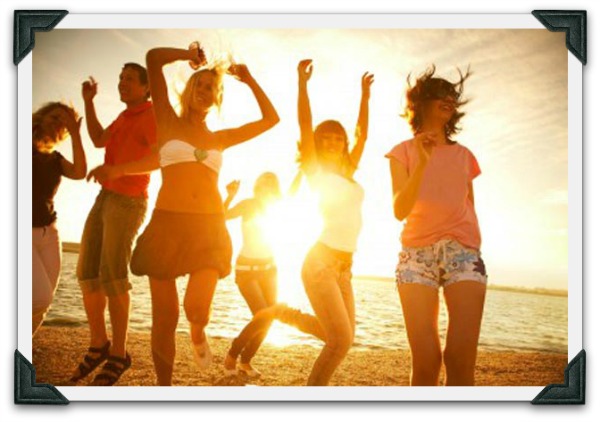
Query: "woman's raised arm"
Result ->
[[214, 64, 280, 149], [146, 46, 205, 126], [296, 59, 317, 174], [349, 72, 374, 170]]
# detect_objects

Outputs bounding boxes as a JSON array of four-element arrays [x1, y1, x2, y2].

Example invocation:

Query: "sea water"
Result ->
[[45, 253, 567, 354]]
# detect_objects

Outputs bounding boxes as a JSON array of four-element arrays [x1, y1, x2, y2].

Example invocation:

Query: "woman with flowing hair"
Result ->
[[130, 43, 279, 385], [224, 60, 373, 386], [32, 102, 86, 335], [386, 65, 487, 386], [222, 172, 282, 378]]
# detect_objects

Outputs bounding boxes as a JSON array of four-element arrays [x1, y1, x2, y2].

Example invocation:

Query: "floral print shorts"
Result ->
[[395, 239, 487, 289]]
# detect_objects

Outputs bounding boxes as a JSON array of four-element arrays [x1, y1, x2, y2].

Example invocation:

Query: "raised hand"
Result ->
[[55, 107, 82, 138], [81, 77, 98, 102], [297, 59, 313, 84], [65, 116, 83, 138], [228, 64, 253, 84], [361, 72, 375, 98], [414, 132, 437, 164], [188, 41, 207, 70], [226, 180, 241, 198]]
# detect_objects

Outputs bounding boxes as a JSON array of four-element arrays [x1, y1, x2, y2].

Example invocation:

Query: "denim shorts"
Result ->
[[77, 189, 147, 296], [395, 239, 487, 289], [301, 243, 353, 291]]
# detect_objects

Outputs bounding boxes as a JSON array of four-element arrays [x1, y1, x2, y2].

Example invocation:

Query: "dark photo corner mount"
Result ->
[[15, 350, 69, 405], [532, 10, 587, 64], [13, 10, 68, 65], [13, 9, 586, 404]]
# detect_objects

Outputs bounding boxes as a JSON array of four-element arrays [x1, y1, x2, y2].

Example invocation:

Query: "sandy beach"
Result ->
[[31, 326, 567, 387]]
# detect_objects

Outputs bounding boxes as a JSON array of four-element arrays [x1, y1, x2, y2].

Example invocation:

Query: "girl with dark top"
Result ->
[[32, 102, 87, 335], [386, 66, 487, 386]]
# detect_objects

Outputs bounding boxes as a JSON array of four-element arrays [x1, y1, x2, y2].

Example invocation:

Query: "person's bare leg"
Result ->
[[398, 283, 442, 386], [149, 278, 179, 386], [304, 275, 353, 386], [185, 269, 219, 363], [82, 289, 109, 348], [107, 290, 130, 358], [443, 281, 487, 386]]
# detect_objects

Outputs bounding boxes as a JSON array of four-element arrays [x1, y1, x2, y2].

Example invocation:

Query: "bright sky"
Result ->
[[32, 28, 568, 290]]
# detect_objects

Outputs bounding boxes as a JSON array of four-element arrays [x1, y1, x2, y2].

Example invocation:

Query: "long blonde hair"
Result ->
[[178, 64, 227, 121]]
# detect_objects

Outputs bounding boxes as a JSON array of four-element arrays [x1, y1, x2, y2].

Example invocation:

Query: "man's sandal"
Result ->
[[92, 353, 132, 386], [70, 341, 111, 382]]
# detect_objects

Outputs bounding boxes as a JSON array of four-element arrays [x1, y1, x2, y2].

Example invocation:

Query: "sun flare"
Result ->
[[263, 187, 322, 306]]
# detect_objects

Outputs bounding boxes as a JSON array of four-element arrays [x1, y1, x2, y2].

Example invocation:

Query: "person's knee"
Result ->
[[153, 306, 179, 332], [183, 302, 210, 327], [326, 329, 353, 359]]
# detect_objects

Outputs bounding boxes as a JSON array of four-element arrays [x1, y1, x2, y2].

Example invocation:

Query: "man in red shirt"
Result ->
[[71, 63, 157, 386]]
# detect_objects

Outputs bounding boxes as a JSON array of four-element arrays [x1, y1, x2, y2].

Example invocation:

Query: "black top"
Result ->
[[32, 149, 64, 227]]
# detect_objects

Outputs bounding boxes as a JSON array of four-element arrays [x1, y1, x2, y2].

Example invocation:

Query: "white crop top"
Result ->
[[239, 215, 273, 260], [159, 140, 222, 173], [310, 170, 364, 253]]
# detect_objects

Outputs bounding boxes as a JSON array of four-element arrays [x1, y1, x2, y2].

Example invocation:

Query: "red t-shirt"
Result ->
[[102, 101, 157, 197], [386, 139, 482, 250]]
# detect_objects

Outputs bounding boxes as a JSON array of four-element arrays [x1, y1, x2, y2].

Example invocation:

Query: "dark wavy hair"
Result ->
[[402, 65, 472, 140]]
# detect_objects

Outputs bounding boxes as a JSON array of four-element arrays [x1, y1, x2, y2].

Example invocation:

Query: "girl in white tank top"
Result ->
[[223, 172, 281, 377], [222, 61, 374, 386]]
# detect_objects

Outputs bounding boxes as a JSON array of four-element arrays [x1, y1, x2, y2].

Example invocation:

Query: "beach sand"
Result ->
[[32, 326, 567, 387]]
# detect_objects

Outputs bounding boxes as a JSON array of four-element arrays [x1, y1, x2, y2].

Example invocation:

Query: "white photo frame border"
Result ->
[[16, 11, 584, 403]]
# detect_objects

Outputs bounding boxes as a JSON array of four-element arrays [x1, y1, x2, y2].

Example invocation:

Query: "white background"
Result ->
[[1, 0, 597, 420]]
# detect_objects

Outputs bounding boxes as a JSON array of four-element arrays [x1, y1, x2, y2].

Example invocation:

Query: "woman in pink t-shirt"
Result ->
[[386, 66, 487, 386]]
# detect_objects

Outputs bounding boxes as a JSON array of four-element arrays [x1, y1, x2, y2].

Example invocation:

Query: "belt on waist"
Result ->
[[235, 263, 275, 271]]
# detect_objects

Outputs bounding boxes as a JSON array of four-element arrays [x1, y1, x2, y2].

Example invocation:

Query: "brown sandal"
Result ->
[[70, 341, 111, 382], [92, 353, 132, 386]]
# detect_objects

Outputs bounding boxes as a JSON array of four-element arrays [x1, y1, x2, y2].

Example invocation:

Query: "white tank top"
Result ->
[[310, 170, 364, 253], [238, 214, 273, 260], [159, 139, 222, 173]]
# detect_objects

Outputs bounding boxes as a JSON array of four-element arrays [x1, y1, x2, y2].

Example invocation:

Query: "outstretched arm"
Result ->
[[349, 72, 374, 170], [224, 180, 253, 220], [146, 46, 206, 128], [296, 59, 317, 174], [86, 147, 159, 184], [214, 64, 280, 149]]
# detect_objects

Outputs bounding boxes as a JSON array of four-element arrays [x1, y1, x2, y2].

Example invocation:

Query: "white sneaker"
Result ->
[[192, 338, 213, 370]]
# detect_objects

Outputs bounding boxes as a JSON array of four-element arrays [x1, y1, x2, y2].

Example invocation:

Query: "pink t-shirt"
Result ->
[[386, 139, 482, 249]]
